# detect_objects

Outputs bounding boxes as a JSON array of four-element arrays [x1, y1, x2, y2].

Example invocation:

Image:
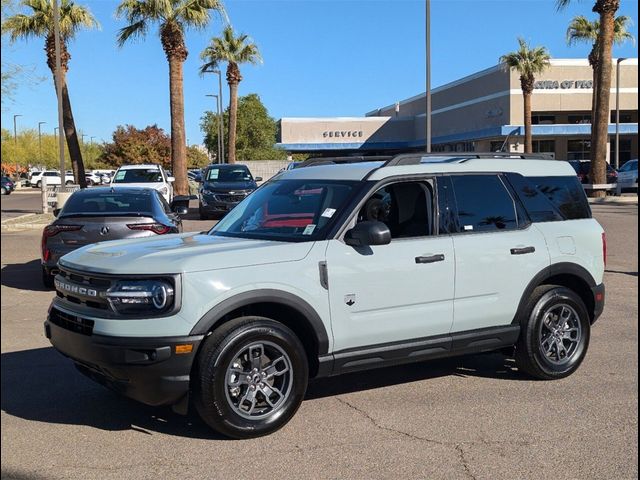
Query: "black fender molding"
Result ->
[[189, 289, 330, 355], [511, 262, 597, 325]]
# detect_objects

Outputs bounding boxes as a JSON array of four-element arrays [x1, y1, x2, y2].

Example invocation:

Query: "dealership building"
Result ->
[[276, 58, 638, 164]]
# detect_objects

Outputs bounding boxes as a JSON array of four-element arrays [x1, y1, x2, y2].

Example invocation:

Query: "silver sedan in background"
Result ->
[[41, 187, 187, 287]]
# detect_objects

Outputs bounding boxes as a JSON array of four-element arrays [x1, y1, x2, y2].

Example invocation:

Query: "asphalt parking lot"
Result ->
[[1, 203, 637, 480]]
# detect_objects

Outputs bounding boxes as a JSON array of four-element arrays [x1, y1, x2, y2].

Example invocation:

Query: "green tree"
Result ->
[[200, 26, 262, 164], [187, 145, 209, 168], [3, 0, 99, 186], [99, 124, 171, 168], [116, 0, 225, 196], [566, 15, 634, 158], [557, 0, 622, 196], [200, 93, 287, 162], [500, 38, 551, 153], [0, 127, 104, 170]]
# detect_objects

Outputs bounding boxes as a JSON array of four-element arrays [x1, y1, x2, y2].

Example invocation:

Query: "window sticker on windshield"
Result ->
[[321, 208, 336, 218], [115, 171, 126, 180], [302, 224, 316, 235]]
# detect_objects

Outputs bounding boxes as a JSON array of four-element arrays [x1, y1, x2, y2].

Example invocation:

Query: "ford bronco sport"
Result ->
[[45, 153, 606, 439]]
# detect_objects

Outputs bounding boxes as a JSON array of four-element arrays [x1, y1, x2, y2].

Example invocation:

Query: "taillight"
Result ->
[[127, 223, 171, 235], [43, 224, 83, 237], [602, 232, 607, 267], [41, 224, 82, 261]]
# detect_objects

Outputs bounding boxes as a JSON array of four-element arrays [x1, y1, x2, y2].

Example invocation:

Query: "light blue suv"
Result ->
[[45, 153, 606, 438]]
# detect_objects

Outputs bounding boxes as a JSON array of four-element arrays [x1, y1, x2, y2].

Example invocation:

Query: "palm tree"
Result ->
[[116, 0, 224, 195], [4, 0, 98, 188], [500, 38, 551, 154], [558, 0, 621, 196], [200, 26, 262, 164], [566, 15, 634, 146]]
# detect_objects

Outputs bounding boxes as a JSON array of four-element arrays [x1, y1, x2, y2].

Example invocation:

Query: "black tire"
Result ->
[[515, 285, 590, 380], [198, 206, 209, 220], [42, 267, 55, 289], [194, 316, 308, 439], [0, 187, 7, 195], [66, 180, 74, 186], [36, 180, 42, 188]]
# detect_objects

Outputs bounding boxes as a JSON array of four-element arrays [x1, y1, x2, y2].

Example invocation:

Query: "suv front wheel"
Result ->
[[515, 286, 591, 380], [194, 316, 308, 439]]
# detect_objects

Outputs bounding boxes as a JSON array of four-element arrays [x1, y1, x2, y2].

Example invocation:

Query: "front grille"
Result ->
[[55, 267, 112, 311], [216, 193, 247, 203], [49, 307, 94, 336]]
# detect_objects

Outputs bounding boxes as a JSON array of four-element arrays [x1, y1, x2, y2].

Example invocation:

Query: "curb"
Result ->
[[1, 223, 47, 232], [0, 213, 39, 225], [588, 196, 638, 206]]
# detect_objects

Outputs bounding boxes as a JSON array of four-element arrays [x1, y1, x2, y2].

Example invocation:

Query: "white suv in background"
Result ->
[[110, 164, 174, 203], [28, 170, 74, 188], [617, 159, 638, 193]]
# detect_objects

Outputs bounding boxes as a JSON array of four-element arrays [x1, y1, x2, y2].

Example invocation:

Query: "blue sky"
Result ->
[[2, 0, 638, 145]]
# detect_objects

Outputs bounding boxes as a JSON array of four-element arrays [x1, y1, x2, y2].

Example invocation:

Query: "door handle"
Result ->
[[510, 246, 536, 255], [415, 254, 445, 264]]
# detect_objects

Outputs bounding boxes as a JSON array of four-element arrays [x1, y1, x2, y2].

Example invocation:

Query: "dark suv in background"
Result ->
[[198, 164, 262, 220], [569, 160, 618, 185]]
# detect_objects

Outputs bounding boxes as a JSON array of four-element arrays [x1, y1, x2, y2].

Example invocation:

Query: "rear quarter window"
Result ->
[[526, 175, 591, 220]]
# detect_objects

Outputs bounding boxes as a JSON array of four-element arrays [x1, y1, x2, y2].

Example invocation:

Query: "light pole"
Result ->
[[204, 69, 225, 162], [425, 0, 431, 153], [90, 136, 95, 145], [38, 121, 47, 162], [52, 0, 66, 185], [615, 58, 627, 170], [13, 114, 22, 179], [206, 94, 222, 163]]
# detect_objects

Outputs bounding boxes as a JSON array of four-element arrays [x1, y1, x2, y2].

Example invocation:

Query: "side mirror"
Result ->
[[173, 205, 189, 216], [168, 176, 175, 183], [255, 176, 263, 182], [344, 221, 391, 247], [53, 208, 61, 217]]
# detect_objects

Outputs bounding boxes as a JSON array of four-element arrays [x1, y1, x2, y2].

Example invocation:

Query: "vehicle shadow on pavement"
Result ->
[[1, 260, 51, 292], [0, 347, 227, 440], [306, 352, 526, 400], [1, 347, 526, 439], [605, 269, 638, 277]]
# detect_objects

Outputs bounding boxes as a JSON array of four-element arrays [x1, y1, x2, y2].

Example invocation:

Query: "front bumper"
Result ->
[[44, 306, 203, 407], [199, 197, 241, 214], [591, 283, 605, 324]]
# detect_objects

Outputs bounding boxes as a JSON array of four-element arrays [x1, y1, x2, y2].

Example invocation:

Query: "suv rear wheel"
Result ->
[[194, 316, 308, 439], [515, 285, 590, 380]]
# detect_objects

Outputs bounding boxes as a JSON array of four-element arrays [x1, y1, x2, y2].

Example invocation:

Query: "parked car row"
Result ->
[[1, 176, 15, 195]]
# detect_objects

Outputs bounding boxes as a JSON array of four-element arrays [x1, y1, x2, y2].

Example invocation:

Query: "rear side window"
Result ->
[[527, 176, 591, 220], [61, 192, 153, 215], [450, 175, 518, 233], [505, 173, 564, 223]]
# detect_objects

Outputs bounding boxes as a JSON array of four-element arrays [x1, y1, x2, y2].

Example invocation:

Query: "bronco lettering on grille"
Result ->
[[54, 279, 98, 297]]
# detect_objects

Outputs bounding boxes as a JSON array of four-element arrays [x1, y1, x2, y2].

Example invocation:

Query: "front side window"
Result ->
[[210, 180, 357, 242], [450, 175, 518, 233], [206, 166, 253, 182], [356, 182, 433, 239], [113, 169, 163, 183]]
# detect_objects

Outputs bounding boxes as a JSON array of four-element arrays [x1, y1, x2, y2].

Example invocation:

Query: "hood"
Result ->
[[58, 232, 314, 275], [202, 181, 256, 191]]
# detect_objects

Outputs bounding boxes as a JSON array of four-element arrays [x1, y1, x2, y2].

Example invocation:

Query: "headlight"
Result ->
[[105, 279, 175, 315], [159, 186, 168, 195]]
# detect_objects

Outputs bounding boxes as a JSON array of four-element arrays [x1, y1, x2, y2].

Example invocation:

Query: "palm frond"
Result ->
[[117, 19, 148, 46]]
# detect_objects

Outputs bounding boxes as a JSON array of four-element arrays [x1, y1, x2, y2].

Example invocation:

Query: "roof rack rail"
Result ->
[[383, 152, 555, 167], [298, 155, 393, 169]]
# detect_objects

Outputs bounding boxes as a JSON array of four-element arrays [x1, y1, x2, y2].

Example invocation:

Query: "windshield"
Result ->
[[205, 166, 253, 183], [113, 168, 163, 183], [210, 180, 358, 241], [61, 192, 153, 216]]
